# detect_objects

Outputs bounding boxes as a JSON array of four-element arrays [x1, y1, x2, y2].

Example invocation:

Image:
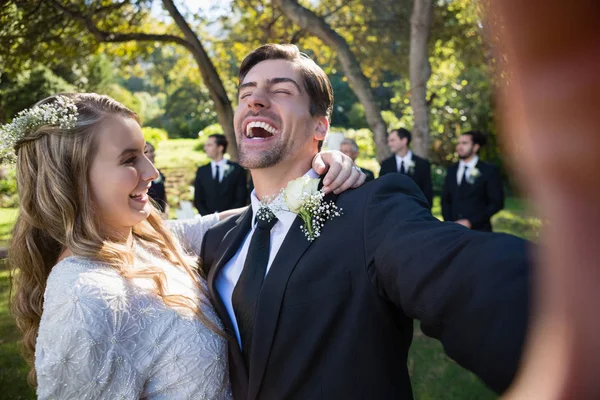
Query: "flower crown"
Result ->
[[0, 95, 79, 163]]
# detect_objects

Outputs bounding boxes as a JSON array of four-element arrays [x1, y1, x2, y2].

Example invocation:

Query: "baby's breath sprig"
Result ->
[[0, 95, 78, 163]]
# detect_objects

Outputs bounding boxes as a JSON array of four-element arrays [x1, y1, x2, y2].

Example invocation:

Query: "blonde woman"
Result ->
[[3, 93, 363, 399]]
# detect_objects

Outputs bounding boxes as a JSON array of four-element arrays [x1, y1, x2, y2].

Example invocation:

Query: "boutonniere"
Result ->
[[153, 173, 164, 185], [222, 163, 232, 178], [259, 176, 342, 242], [407, 160, 416, 175], [284, 176, 343, 241], [466, 167, 481, 184]]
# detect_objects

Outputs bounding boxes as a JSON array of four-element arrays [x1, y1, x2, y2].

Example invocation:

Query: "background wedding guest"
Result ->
[[340, 138, 374, 182], [441, 130, 504, 231], [144, 142, 168, 214], [193, 134, 249, 215], [379, 128, 433, 208]]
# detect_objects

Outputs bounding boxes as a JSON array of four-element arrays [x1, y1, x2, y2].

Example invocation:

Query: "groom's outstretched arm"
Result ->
[[363, 174, 531, 394]]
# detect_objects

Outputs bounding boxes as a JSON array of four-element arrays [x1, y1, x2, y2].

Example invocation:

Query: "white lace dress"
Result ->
[[35, 215, 232, 400]]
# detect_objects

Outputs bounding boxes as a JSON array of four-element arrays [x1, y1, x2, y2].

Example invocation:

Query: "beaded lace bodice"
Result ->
[[35, 215, 232, 399]]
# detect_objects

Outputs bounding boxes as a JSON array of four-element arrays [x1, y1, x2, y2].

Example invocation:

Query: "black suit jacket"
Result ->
[[193, 161, 248, 215], [380, 154, 433, 207], [147, 170, 167, 213], [359, 166, 375, 182], [441, 160, 504, 232], [201, 175, 530, 400]]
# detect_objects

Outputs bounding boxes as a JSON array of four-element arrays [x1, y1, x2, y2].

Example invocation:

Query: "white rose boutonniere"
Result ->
[[222, 163, 232, 178], [283, 176, 342, 241], [466, 167, 481, 184], [407, 160, 416, 175]]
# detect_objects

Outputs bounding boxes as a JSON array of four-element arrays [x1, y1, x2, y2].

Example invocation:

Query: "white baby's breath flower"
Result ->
[[0, 95, 78, 164]]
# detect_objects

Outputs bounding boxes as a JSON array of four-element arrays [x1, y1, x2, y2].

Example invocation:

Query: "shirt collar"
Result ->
[[210, 158, 228, 168], [395, 150, 413, 163], [459, 155, 479, 169], [249, 169, 319, 229]]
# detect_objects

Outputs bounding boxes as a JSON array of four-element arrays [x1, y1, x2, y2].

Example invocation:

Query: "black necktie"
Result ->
[[214, 165, 220, 183], [232, 215, 278, 366], [399, 160, 406, 174], [460, 166, 468, 186]]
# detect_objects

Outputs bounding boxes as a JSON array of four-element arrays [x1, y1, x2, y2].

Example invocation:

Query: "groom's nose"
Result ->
[[247, 89, 270, 110]]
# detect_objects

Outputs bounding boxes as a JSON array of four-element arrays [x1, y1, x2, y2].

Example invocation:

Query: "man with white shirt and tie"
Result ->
[[193, 133, 249, 215], [379, 128, 433, 208], [200, 44, 529, 400], [442, 130, 504, 231]]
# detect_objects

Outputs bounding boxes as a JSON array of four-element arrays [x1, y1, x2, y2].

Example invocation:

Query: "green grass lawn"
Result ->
[[0, 208, 18, 249], [0, 261, 36, 399], [0, 185, 535, 399]]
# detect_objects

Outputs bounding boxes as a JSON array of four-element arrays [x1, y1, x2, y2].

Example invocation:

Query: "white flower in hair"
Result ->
[[0, 95, 78, 163]]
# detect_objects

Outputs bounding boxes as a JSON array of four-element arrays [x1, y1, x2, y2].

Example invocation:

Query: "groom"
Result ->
[[200, 44, 531, 400]]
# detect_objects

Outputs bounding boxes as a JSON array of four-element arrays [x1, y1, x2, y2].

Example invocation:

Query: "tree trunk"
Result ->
[[162, 0, 238, 160], [47, 0, 239, 160], [409, 0, 433, 158], [273, 0, 391, 161]]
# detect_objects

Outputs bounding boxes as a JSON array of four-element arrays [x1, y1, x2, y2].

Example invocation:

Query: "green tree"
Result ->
[[0, 0, 238, 159]]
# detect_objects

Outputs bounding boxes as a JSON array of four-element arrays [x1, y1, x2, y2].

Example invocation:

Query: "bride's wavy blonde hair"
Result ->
[[8, 93, 221, 386]]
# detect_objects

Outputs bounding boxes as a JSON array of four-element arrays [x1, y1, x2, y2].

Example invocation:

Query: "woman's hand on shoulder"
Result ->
[[312, 150, 366, 194]]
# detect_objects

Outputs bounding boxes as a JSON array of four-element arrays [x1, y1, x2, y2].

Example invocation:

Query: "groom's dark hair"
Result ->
[[463, 130, 488, 150], [239, 44, 334, 122]]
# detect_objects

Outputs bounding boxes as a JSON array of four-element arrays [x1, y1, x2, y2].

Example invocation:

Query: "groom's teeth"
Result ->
[[245, 121, 279, 138]]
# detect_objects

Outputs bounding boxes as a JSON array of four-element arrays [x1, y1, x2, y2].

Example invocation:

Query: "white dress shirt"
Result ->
[[215, 169, 320, 346], [210, 158, 229, 182], [395, 150, 413, 173], [457, 155, 479, 185]]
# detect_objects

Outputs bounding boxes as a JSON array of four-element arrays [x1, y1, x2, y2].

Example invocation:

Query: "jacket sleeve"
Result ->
[[466, 166, 505, 227], [441, 168, 453, 221], [363, 175, 530, 394], [379, 159, 392, 176], [193, 169, 210, 216], [232, 167, 249, 208], [422, 160, 434, 209]]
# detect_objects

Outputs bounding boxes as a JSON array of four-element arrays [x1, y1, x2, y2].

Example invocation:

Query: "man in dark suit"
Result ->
[[442, 131, 504, 232], [144, 142, 168, 214], [379, 128, 433, 208], [340, 138, 375, 182], [200, 44, 530, 400], [193, 134, 248, 215]]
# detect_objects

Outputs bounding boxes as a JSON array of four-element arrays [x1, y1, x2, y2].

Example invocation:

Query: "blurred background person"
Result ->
[[144, 142, 168, 215], [193, 134, 248, 216], [441, 130, 504, 231], [340, 138, 374, 182], [380, 128, 433, 208]]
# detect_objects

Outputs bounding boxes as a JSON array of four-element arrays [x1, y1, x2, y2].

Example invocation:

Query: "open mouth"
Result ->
[[245, 121, 279, 139], [129, 189, 148, 201]]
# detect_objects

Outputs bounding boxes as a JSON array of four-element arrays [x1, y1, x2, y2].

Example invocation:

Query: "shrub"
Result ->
[[142, 127, 169, 148], [0, 167, 18, 208]]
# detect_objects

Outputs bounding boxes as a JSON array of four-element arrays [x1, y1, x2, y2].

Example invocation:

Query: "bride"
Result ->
[[4, 93, 364, 399]]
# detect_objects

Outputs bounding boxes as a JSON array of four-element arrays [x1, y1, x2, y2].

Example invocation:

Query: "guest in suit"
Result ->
[[441, 130, 504, 232], [340, 138, 375, 182], [144, 142, 168, 214], [379, 128, 433, 207], [193, 134, 248, 215], [200, 44, 531, 400]]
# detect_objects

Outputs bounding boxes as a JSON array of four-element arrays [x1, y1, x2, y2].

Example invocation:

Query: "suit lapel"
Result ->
[[246, 216, 313, 399], [247, 190, 339, 400], [207, 208, 252, 378]]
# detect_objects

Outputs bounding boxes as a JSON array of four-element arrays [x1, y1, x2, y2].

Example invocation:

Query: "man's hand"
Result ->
[[455, 219, 472, 229]]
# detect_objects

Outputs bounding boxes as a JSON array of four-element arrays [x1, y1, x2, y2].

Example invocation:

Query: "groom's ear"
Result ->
[[314, 116, 329, 141]]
